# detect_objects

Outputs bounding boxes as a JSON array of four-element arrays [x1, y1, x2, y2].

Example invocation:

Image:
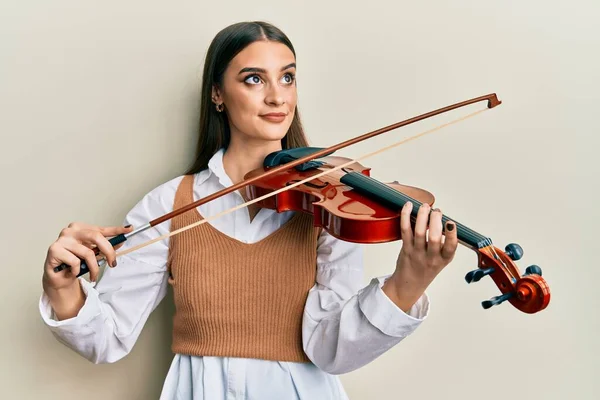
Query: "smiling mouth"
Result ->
[[260, 113, 287, 122]]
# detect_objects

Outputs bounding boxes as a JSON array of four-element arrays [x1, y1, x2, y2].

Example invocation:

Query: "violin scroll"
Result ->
[[466, 244, 550, 314]]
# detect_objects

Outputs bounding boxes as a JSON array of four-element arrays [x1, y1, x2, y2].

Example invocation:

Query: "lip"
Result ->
[[260, 112, 287, 122]]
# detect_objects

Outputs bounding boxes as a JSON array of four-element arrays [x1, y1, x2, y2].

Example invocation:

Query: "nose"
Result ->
[[264, 83, 285, 107]]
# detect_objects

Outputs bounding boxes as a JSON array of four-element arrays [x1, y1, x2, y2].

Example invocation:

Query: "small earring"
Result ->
[[215, 103, 224, 112]]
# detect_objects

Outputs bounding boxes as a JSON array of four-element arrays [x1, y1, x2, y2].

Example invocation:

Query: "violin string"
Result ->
[[116, 108, 488, 259], [489, 245, 508, 269], [365, 177, 488, 243]]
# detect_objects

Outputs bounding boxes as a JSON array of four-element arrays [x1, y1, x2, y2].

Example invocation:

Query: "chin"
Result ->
[[256, 124, 291, 142]]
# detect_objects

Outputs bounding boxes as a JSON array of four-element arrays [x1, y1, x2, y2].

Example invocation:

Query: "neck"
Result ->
[[222, 135, 282, 185]]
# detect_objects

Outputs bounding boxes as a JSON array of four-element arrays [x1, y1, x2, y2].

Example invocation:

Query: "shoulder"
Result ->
[[123, 171, 208, 229], [137, 174, 185, 211]]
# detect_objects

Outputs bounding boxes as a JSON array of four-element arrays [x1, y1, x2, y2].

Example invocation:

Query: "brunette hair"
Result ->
[[184, 21, 309, 174]]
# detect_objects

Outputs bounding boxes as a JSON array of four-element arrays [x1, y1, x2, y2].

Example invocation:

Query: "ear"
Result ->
[[211, 84, 223, 105]]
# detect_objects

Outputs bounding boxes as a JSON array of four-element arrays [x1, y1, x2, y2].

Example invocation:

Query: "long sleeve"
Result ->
[[38, 186, 174, 364], [302, 230, 430, 375]]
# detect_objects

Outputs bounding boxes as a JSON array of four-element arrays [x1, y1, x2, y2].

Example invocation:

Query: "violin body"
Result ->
[[245, 156, 435, 243]]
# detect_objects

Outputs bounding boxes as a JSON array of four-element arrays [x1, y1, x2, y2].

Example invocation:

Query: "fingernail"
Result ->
[[124, 224, 132, 228], [112, 260, 117, 267], [447, 222, 455, 231], [90, 281, 97, 288]]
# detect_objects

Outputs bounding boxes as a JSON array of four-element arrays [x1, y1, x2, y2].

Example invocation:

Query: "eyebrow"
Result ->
[[238, 63, 296, 75]]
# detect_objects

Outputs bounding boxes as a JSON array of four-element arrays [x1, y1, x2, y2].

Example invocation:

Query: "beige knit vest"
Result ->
[[167, 174, 319, 362]]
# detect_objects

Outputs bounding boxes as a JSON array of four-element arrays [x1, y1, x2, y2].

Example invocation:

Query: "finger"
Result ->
[[99, 224, 134, 238], [88, 229, 131, 251], [400, 201, 414, 248], [75, 230, 118, 268], [413, 203, 430, 252], [62, 238, 101, 282], [48, 244, 82, 278], [427, 208, 443, 256], [67, 221, 101, 231], [67, 222, 133, 238], [441, 220, 459, 261]]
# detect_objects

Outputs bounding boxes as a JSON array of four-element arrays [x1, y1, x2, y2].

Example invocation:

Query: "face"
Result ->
[[212, 40, 297, 144]]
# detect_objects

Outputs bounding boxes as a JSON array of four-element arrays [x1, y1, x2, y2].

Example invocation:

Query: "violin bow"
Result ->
[[54, 94, 499, 272]]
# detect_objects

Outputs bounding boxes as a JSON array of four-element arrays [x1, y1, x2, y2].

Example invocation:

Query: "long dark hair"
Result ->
[[184, 21, 309, 175]]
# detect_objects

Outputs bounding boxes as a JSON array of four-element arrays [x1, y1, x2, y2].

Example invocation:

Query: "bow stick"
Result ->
[[54, 93, 501, 276]]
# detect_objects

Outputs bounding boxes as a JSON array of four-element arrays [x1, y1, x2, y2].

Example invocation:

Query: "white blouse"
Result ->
[[39, 148, 430, 399]]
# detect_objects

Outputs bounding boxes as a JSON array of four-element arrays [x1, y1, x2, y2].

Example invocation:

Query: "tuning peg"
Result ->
[[504, 243, 523, 261], [482, 292, 514, 309], [524, 265, 542, 276], [465, 267, 495, 284]]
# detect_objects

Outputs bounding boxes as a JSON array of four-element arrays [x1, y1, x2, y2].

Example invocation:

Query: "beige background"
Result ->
[[1, 0, 598, 399]]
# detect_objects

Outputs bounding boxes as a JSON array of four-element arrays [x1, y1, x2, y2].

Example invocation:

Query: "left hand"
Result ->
[[382, 201, 459, 312]]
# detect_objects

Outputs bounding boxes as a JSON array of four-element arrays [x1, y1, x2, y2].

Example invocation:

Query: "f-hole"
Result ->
[[286, 180, 329, 189]]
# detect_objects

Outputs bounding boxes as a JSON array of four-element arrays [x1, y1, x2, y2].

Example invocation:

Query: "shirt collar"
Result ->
[[204, 147, 233, 188]]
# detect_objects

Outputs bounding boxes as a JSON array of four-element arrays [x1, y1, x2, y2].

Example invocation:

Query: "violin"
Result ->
[[53, 93, 550, 314]]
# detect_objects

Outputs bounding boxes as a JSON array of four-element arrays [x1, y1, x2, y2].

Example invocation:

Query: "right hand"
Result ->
[[43, 222, 134, 291]]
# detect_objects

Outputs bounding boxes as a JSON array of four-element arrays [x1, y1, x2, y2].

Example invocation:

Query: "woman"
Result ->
[[40, 21, 458, 399]]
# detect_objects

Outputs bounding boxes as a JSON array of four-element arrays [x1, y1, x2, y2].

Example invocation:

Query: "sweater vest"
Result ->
[[167, 174, 319, 362]]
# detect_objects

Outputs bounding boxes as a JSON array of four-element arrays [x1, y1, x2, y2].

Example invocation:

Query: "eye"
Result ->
[[244, 75, 262, 85], [281, 73, 295, 84]]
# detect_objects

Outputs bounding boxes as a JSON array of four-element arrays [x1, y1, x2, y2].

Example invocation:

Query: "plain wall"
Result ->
[[1, 0, 598, 398]]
